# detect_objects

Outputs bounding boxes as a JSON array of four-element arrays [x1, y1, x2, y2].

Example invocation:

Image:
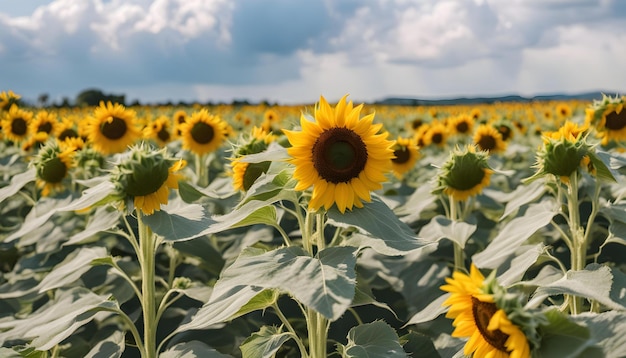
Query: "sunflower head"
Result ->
[[230, 126, 276, 191], [110, 144, 186, 215], [391, 136, 420, 179], [584, 94, 626, 145], [435, 145, 493, 201], [179, 109, 228, 156], [529, 135, 590, 183], [143, 115, 172, 147], [1, 104, 34, 143], [86, 101, 141, 154], [0, 90, 20, 111], [441, 264, 536, 358], [32, 140, 74, 197], [284, 94, 395, 213], [447, 114, 474, 136], [473, 124, 507, 153], [30, 110, 58, 136]]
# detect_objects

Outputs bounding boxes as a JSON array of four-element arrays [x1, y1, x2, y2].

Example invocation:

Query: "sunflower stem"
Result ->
[[137, 211, 158, 358], [449, 196, 465, 272], [195, 153, 209, 187], [565, 174, 584, 315]]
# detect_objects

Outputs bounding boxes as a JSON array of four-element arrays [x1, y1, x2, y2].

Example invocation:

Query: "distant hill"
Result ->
[[373, 91, 621, 106]]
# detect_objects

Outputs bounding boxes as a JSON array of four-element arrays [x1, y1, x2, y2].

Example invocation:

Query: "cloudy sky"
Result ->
[[1, 0, 625, 105]]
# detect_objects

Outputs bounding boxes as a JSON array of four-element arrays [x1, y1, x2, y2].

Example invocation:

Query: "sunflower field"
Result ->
[[1, 89, 626, 358]]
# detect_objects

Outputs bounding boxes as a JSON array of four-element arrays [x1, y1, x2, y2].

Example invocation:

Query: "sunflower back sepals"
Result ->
[[434, 145, 494, 202]]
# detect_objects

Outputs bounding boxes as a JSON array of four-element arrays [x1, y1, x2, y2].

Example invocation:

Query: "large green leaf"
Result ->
[[0, 287, 117, 351], [142, 198, 212, 241], [496, 244, 546, 286], [161, 341, 233, 358], [84, 329, 124, 358], [572, 311, 626, 358], [536, 309, 604, 358], [498, 179, 546, 219], [240, 325, 292, 358], [336, 321, 407, 358], [473, 199, 557, 269], [528, 264, 626, 310], [417, 215, 476, 248], [64, 207, 121, 246], [37, 246, 108, 293], [329, 196, 432, 255], [0, 168, 36, 203], [180, 246, 358, 330]]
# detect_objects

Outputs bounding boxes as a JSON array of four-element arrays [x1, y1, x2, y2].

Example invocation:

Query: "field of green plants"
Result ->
[[1, 89, 626, 357]]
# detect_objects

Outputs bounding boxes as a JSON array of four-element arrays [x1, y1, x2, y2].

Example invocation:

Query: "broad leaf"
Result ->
[[473, 199, 557, 269], [528, 264, 626, 310], [0, 168, 36, 203], [84, 330, 125, 358], [64, 207, 121, 245], [337, 321, 406, 358], [572, 311, 626, 358], [240, 326, 292, 358], [329, 196, 432, 255], [161, 341, 233, 358], [536, 309, 604, 358], [143, 198, 211, 242], [37, 246, 108, 293], [0, 287, 117, 351], [417, 215, 476, 248]]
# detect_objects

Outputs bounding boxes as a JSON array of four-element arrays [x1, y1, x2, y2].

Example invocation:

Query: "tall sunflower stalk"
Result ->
[[281, 94, 395, 357], [108, 144, 186, 357], [435, 145, 494, 272], [525, 121, 612, 314]]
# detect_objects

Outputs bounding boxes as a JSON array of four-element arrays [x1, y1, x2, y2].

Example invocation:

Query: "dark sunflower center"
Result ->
[[431, 132, 443, 144], [312, 127, 368, 184], [38, 122, 53, 134], [177, 116, 187, 124], [191, 122, 215, 144], [411, 119, 423, 129], [101, 117, 128, 140], [125, 161, 170, 197], [11, 117, 27, 135], [477, 135, 496, 151], [456, 122, 469, 133], [392, 147, 411, 164], [58, 128, 79, 141], [605, 110, 626, 131], [157, 128, 171, 142], [38, 157, 68, 183], [471, 297, 509, 353]]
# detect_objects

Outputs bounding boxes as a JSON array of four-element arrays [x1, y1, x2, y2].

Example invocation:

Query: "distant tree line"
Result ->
[[26, 88, 278, 108]]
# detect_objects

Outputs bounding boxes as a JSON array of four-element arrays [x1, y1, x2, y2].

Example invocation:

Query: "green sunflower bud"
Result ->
[[435, 145, 493, 201], [541, 139, 587, 178]]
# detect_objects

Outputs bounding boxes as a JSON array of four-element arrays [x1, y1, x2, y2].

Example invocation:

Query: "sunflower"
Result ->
[[391, 136, 420, 179], [441, 264, 531, 358], [179, 109, 228, 156], [230, 126, 276, 191], [86, 101, 141, 154], [473, 124, 507, 153], [22, 132, 49, 152], [1, 104, 33, 143], [283, 94, 395, 213], [30, 110, 58, 136], [0, 90, 20, 111], [423, 121, 448, 147], [586, 95, 626, 144], [447, 114, 475, 137], [435, 145, 493, 201], [143, 115, 172, 147], [55, 117, 80, 141], [172, 109, 189, 138], [32, 141, 75, 197], [555, 103, 572, 120], [110, 145, 186, 215]]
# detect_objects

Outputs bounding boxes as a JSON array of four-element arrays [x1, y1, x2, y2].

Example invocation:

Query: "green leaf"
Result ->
[[240, 326, 292, 358], [0, 168, 36, 203], [405, 294, 449, 326], [37, 246, 108, 293], [337, 321, 407, 358], [237, 142, 289, 163], [572, 311, 626, 358], [3, 196, 74, 243], [84, 330, 124, 358], [0, 287, 118, 351], [528, 264, 626, 310], [232, 289, 280, 320], [64, 206, 121, 246], [473, 199, 557, 269], [143, 198, 213, 242], [161, 341, 233, 358], [536, 309, 604, 358], [498, 179, 546, 219], [329, 196, 433, 255], [178, 180, 207, 203], [417, 215, 476, 248], [592, 150, 619, 182], [400, 331, 440, 358], [496, 244, 546, 286]]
